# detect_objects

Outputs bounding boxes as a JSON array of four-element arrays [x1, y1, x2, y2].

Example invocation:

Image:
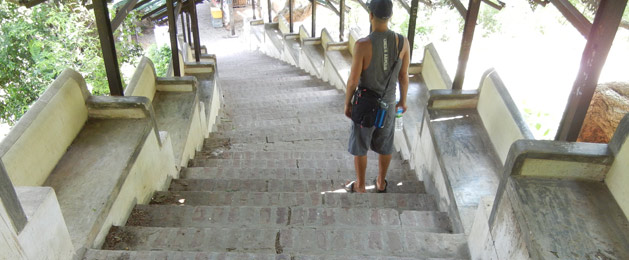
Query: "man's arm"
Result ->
[[344, 40, 366, 119], [396, 37, 411, 113]]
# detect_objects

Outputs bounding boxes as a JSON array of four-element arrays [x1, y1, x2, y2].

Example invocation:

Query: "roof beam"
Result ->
[[355, 0, 369, 12], [112, 0, 140, 31], [132, 0, 153, 10], [142, 4, 167, 19], [325, 0, 340, 15], [556, 0, 628, 141], [481, 0, 504, 10], [550, 0, 592, 38], [397, 0, 411, 13], [450, 0, 467, 18]]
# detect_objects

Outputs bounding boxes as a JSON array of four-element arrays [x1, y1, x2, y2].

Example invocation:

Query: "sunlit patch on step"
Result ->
[[430, 115, 468, 122]]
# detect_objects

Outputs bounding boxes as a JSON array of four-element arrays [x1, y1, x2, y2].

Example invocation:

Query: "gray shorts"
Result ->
[[348, 104, 396, 156]]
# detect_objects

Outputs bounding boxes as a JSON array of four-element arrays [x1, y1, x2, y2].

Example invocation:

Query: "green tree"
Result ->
[[0, 0, 143, 124]]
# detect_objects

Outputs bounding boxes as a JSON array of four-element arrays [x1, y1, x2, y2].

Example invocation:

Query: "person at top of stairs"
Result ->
[[343, 0, 411, 193]]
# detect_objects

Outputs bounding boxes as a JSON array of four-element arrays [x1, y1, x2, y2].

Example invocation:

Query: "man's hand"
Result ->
[[344, 103, 352, 119], [396, 101, 407, 114]]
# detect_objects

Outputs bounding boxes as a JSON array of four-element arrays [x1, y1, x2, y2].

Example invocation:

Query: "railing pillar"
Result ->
[[452, 0, 480, 90], [555, 0, 628, 141], [407, 0, 419, 60], [339, 0, 345, 41], [311, 0, 317, 37], [92, 0, 124, 96], [167, 0, 181, 76]]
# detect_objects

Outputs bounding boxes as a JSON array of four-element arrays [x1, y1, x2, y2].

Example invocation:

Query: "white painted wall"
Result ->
[[0, 199, 26, 260], [606, 137, 629, 219], [0, 70, 89, 186], [477, 74, 525, 164]]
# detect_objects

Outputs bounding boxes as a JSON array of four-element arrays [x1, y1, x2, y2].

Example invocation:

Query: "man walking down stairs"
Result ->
[[83, 51, 470, 259]]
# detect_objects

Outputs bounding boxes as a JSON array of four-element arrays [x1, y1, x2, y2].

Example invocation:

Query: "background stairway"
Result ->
[[84, 52, 469, 259]]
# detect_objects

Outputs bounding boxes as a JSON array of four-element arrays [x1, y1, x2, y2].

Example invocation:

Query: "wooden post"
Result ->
[[311, 0, 316, 37], [190, 0, 202, 61], [268, 0, 272, 22], [289, 0, 294, 32], [555, 0, 628, 141], [93, 0, 124, 96], [451, 0, 480, 90], [407, 0, 419, 60], [167, 0, 181, 76], [339, 0, 345, 41]]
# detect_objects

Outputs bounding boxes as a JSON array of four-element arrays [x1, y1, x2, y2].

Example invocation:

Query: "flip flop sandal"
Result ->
[[373, 178, 388, 193], [344, 181, 357, 193]]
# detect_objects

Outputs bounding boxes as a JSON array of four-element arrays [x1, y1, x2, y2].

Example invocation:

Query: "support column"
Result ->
[[93, 0, 124, 96], [186, 12, 193, 46], [167, 0, 181, 76], [190, 0, 202, 61], [252, 0, 257, 19], [268, 0, 272, 22], [181, 10, 187, 43], [407, 0, 419, 60], [339, 0, 345, 41], [230, 0, 236, 36], [289, 0, 294, 32], [555, 0, 628, 141], [311, 0, 316, 37], [451, 0, 480, 90]]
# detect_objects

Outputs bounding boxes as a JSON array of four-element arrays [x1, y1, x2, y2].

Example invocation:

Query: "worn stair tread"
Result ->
[[230, 89, 341, 104], [83, 249, 466, 260], [169, 179, 426, 194], [182, 167, 416, 181], [126, 205, 452, 233], [101, 226, 467, 258], [188, 157, 408, 170], [149, 191, 437, 210]]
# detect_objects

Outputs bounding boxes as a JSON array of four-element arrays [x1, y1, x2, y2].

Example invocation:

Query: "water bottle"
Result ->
[[395, 107, 403, 131]]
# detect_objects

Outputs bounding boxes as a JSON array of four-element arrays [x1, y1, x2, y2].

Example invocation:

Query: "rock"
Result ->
[[578, 82, 629, 143]]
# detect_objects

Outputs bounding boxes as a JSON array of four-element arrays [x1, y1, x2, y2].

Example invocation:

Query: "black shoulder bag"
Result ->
[[351, 33, 404, 128]]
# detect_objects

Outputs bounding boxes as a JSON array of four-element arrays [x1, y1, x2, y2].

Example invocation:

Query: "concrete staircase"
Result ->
[[83, 52, 470, 259]]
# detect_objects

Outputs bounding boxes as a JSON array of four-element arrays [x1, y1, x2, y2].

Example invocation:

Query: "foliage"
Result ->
[[0, 0, 143, 124], [145, 44, 172, 77]]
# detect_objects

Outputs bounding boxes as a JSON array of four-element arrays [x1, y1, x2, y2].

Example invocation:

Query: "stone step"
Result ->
[[227, 106, 340, 122], [225, 94, 344, 111], [193, 150, 402, 162], [126, 205, 451, 233], [101, 226, 468, 258], [202, 138, 348, 152], [230, 89, 342, 105], [150, 191, 437, 211], [84, 249, 466, 260], [221, 76, 319, 89], [208, 122, 348, 141], [182, 167, 415, 181], [169, 179, 425, 194], [220, 98, 346, 120], [225, 114, 348, 130], [188, 158, 408, 170], [223, 85, 334, 101]]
